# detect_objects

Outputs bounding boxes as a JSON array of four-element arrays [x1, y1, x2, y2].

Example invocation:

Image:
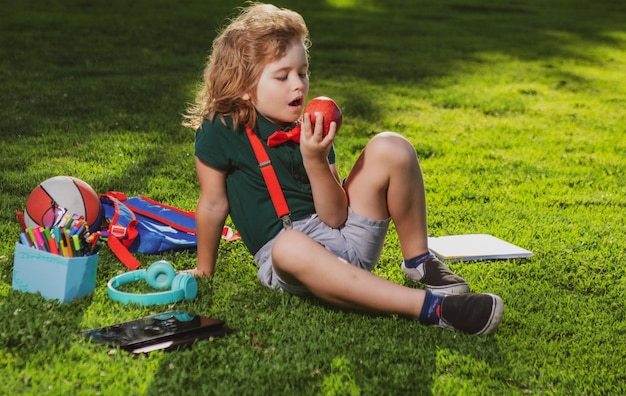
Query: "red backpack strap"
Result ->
[[107, 232, 141, 270], [244, 124, 292, 229], [101, 192, 142, 270]]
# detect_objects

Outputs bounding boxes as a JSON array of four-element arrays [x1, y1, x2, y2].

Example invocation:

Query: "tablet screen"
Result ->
[[81, 311, 232, 353]]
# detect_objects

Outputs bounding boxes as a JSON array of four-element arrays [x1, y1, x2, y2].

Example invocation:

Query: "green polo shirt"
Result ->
[[194, 113, 336, 254]]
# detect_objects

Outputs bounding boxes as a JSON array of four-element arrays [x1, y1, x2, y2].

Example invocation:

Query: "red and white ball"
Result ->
[[24, 176, 103, 232]]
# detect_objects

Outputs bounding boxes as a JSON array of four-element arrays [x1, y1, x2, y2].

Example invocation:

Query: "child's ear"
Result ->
[[242, 93, 251, 101]]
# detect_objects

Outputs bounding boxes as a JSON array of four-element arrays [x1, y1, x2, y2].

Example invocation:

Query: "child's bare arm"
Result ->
[[300, 112, 348, 228], [193, 157, 229, 277]]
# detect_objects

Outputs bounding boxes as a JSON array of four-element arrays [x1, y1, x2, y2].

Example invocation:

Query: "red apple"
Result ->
[[304, 96, 342, 136]]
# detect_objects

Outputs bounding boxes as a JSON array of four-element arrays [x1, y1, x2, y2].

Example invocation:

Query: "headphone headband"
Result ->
[[107, 261, 197, 305]]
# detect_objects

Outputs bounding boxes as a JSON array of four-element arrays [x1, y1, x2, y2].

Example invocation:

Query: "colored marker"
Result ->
[[58, 213, 72, 228], [53, 227, 62, 250], [42, 228, 52, 241], [26, 228, 37, 248], [62, 229, 73, 257], [76, 224, 86, 237], [89, 231, 101, 247], [20, 232, 32, 247], [70, 224, 86, 237], [89, 241, 102, 255], [32, 227, 46, 251], [47, 237, 59, 255], [72, 235, 81, 256], [40, 228, 51, 251], [16, 211, 27, 232]]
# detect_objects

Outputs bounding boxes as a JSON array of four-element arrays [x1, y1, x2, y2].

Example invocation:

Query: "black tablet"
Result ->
[[81, 311, 233, 354]]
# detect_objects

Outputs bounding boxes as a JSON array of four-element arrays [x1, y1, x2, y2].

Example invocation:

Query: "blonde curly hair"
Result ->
[[182, 3, 310, 130]]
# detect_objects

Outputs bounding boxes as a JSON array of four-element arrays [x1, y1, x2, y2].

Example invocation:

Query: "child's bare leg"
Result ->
[[272, 229, 503, 335], [343, 132, 428, 258], [272, 229, 424, 317], [343, 132, 469, 294]]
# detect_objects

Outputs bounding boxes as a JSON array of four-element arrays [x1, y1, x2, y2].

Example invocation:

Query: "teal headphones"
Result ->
[[107, 261, 198, 305]]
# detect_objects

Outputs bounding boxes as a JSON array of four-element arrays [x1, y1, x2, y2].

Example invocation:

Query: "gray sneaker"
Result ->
[[438, 293, 504, 335], [402, 257, 470, 294]]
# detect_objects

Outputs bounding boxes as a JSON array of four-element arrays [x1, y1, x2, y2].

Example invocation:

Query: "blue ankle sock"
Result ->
[[419, 290, 445, 325], [403, 251, 435, 268]]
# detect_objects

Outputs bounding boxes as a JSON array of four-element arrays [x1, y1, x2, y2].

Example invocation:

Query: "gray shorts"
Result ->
[[253, 208, 391, 295]]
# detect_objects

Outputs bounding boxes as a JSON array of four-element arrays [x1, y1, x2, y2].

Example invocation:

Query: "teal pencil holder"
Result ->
[[12, 242, 99, 303]]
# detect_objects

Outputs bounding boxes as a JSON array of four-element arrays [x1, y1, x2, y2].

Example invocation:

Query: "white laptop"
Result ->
[[427, 234, 533, 262]]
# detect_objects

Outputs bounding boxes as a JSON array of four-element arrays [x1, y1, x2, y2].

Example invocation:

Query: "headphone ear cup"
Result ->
[[145, 261, 176, 290], [173, 312, 195, 322], [171, 274, 198, 301]]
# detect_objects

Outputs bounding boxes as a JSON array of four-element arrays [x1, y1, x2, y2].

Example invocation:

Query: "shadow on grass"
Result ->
[[2, 0, 624, 137], [142, 285, 506, 394], [1, 0, 623, 202], [0, 289, 93, 359]]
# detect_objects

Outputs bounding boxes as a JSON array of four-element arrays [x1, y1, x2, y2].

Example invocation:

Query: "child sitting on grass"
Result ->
[[182, 2, 503, 335]]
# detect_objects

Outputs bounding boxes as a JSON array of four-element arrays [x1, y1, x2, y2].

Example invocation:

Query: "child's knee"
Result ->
[[271, 230, 303, 271], [271, 230, 316, 284], [368, 132, 416, 165]]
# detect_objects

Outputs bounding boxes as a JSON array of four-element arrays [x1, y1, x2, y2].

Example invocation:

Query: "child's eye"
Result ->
[[276, 75, 288, 81], [298, 72, 308, 79]]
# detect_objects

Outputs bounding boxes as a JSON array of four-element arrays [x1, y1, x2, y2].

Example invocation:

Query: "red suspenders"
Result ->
[[244, 125, 293, 229]]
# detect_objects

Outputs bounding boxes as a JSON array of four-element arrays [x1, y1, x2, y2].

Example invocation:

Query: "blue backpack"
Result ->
[[100, 192, 238, 269]]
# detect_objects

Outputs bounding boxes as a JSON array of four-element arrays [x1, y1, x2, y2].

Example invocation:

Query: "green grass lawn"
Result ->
[[1, 0, 625, 394]]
